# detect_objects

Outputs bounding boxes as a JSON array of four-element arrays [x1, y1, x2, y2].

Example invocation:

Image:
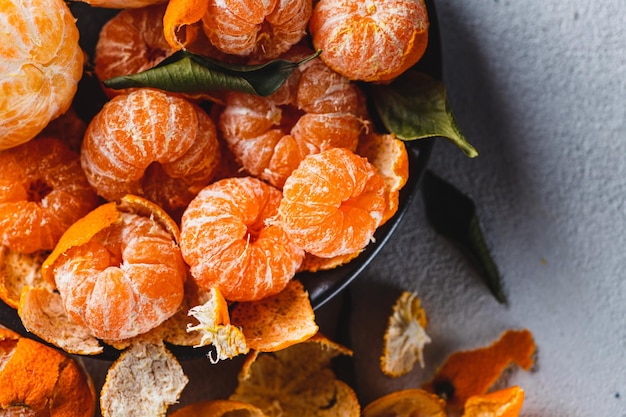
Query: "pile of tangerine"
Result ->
[[0, 0, 428, 358]]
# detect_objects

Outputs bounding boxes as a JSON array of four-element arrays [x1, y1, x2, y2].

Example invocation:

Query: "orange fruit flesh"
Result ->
[[0, 0, 84, 150], [0, 136, 99, 254], [309, 0, 429, 82], [180, 176, 304, 302], [278, 147, 386, 258]]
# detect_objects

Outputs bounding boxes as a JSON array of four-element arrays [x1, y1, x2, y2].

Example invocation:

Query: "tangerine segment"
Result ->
[[309, 0, 429, 82], [0, 0, 83, 151], [95, 4, 174, 97], [80, 88, 220, 216], [180, 177, 304, 302], [278, 147, 386, 258], [46, 200, 186, 341], [0, 137, 99, 254], [79, 0, 167, 8], [201, 0, 312, 59]]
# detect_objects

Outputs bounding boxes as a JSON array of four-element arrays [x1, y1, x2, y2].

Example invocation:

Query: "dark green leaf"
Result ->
[[368, 71, 478, 158], [103, 50, 321, 97], [421, 170, 506, 304]]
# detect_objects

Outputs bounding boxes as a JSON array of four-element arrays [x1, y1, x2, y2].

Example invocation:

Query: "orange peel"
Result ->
[[424, 329, 536, 409], [230, 279, 318, 352], [462, 386, 525, 417], [362, 388, 447, 417]]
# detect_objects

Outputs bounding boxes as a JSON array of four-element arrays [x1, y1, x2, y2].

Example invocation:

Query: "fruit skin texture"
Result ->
[[0, 327, 96, 417], [309, 0, 429, 82], [0, 0, 84, 150], [180, 176, 305, 302]]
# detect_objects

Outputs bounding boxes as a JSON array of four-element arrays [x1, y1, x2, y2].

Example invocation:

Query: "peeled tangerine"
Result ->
[[180, 176, 304, 302], [0, 0, 84, 150], [41, 195, 187, 341], [309, 0, 429, 82], [277, 147, 386, 258]]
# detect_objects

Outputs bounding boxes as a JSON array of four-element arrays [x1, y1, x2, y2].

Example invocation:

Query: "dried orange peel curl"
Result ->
[[41, 194, 186, 342], [0, 327, 96, 417], [423, 329, 536, 411], [462, 386, 525, 417]]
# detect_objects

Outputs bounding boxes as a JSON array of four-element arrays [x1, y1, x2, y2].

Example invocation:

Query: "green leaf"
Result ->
[[368, 71, 478, 158], [421, 170, 506, 304], [103, 50, 321, 97]]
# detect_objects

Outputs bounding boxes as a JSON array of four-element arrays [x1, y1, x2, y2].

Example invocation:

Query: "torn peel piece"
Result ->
[[362, 388, 446, 417], [100, 341, 188, 417], [17, 286, 103, 355], [230, 279, 318, 352], [424, 329, 536, 409], [163, 0, 207, 49], [462, 386, 525, 417], [0, 327, 96, 417], [187, 287, 249, 363], [231, 333, 359, 417], [381, 290, 431, 377]]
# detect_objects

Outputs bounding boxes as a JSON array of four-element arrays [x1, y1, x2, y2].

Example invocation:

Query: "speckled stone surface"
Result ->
[[82, 1, 626, 416]]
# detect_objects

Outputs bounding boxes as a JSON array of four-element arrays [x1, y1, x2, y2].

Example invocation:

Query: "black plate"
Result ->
[[0, 0, 441, 360]]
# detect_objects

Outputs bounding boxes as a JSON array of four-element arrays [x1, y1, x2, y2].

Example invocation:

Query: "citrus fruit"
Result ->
[[80, 88, 220, 219], [180, 176, 304, 302], [200, 0, 312, 59], [277, 147, 386, 258], [218, 49, 367, 188], [381, 291, 431, 377], [362, 388, 447, 417], [0, 136, 100, 255], [0, 327, 96, 417], [309, 0, 429, 82], [95, 4, 175, 97], [424, 329, 536, 409], [170, 399, 265, 417], [41, 195, 187, 341], [231, 334, 359, 417], [356, 131, 409, 225], [230, 279, 318, 352], [186, 286, 249, 362], [100, 341, 188, 417], [0, 0, 84, 151], [462, 386, 525, 417]]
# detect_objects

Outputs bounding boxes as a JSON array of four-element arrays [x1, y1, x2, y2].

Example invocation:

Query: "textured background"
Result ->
[[83, 1, 626, 416], [348, 0, 626, 415]]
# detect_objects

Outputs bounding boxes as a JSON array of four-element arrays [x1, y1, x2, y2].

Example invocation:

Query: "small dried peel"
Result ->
[[424, 329, 536, 409], [362, 388, 447, 417], [462, 386, 525, 417], [187, 287, 249, 363], [381, 291, 431, 377]]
